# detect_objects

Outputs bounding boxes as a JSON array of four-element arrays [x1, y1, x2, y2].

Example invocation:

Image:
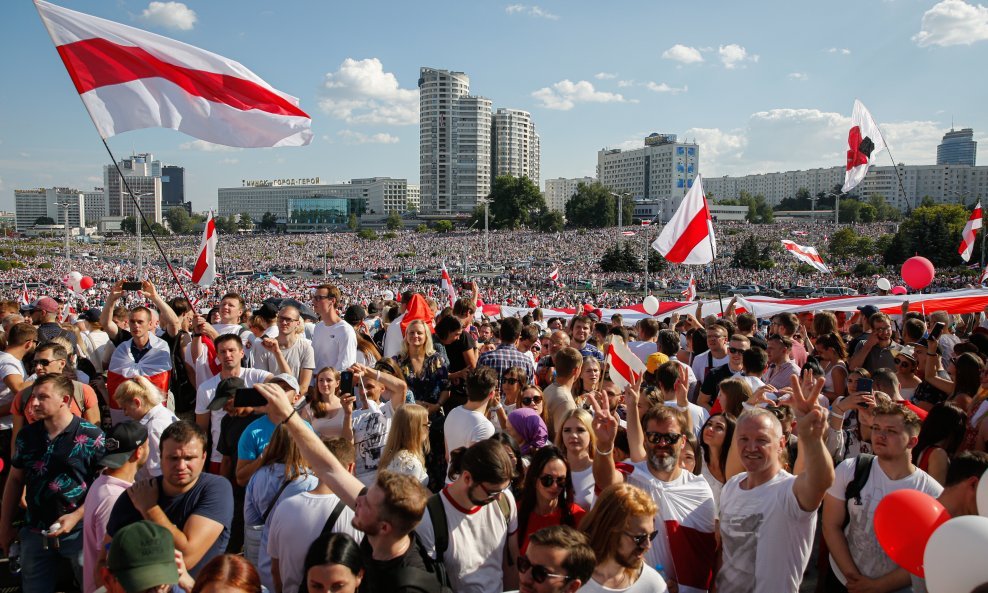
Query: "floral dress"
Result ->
[[393, 352, 449, 491]]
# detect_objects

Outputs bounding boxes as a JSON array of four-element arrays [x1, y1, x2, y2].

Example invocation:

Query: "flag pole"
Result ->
[[99, 138, 193, 304], [873, 126, 911, 211], [708, 231, 724, 315]]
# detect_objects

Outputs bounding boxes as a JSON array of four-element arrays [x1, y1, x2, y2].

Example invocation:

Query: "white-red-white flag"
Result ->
[[841, 99, 886, 193], [641, 220, 652, 226], [980, 265, 988, 286], [621, 231, 636, 236], [35, 0, 312, 148], [177, 267, 193, 281], [191, 212, 217, 287], [652, 175, 715, 264], [606, 341, 647, 390], [20, 283, 30, 307], [58, 302, 76, 323], [959, 202, 982, 262], [781, 240, 831, 273], [682, 273, 697, 301], [268, 275, 290, 296], [440, 263, 457, 307], [549, 267, 559, 282]]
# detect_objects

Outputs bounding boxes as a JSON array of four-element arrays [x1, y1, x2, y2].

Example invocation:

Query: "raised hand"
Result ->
[[586, 389, 618, 449], [789, 373, 825, 416]]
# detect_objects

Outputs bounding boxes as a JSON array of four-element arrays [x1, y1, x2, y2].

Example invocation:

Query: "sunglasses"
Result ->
[[32, 358, 63, 367], [645, 431, 682, 446], [517, 555, 571, 584], [277, 316, 299, 323], [522, 395, 543, 406], [896, 359, 914, 367], [538, 475, 567, 488], [474, 482, 507, 503], [503, 378, 522, 385], [728, 347, 747, 354], [624, 530, 659, 548]]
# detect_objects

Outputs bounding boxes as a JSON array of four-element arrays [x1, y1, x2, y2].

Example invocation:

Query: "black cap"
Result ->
[[99, 422, 149, 468], [80, 308, 102, 323], [208, 376, 247, 411], [343, 305, 366, 325], [857, 304, 880, 319], [252, 302, 279, 321]]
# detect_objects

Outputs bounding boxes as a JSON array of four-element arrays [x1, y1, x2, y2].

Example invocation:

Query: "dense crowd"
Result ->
[[1, 274, 988, 593]]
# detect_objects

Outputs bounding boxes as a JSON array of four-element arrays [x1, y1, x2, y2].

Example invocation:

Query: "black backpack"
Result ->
[[843, 453, 875, 529], [169, 331, 196, 414]]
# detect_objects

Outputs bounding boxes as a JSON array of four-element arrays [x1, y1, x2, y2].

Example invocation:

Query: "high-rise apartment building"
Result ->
[[104, 153, 163, 223], [597, 133, 699, 222], [14, 187, 86, 233], [492, 108, 540, 185], [937, 128, 977, 166], [544, 177, 596, 212]]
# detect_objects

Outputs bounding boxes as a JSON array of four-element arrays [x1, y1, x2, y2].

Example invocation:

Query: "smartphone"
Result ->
[[856, 377, 874, 394], [233, 387, 267, 408], [122, 280, 142, 291], [340, 371, 354, 396], [461, 281, 472, 290], [929, 321, 946, 341]]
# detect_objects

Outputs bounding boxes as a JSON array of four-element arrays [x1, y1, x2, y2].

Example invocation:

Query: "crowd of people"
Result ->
[[1, 271, 988, 593]]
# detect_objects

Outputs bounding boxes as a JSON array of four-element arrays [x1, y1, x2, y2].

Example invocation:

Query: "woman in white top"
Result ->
[[306, 367, 352, 441], [893, 346, 922, 401], [377, 403, 430, 484], [573, 356, 601, 409], [555, 408, 595, 510], [814, 332, 849, 403], [699, 412, 736, 509]]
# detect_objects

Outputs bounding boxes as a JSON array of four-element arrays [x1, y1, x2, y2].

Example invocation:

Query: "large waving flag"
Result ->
[[35, 0, 312, 148], [549, 267, 560, 283], [440, 263, 457, 307], [682, 273, 697, 301], [959, 202, 982, 262], [107, 334, 172, 409], [191, 212, 217, 287], [652, 175, 715, 264], [268, 275, 290, 296], [781, 240, 830, 273], [606, 341, 647, 390], [841, 100, 886, 193]]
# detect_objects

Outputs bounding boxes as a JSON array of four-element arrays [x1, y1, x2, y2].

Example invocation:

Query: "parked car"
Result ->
[[755, 285, 785, 298], [784, 286, 817, 298], [810, 286, 857, 297], [728, 284, 761, 296]]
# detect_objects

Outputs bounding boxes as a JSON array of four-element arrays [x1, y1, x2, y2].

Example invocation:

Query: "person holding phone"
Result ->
[[848, 312, 898, 374]]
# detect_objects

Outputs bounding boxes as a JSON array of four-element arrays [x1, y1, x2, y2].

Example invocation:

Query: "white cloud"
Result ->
[[788, 72, 809, 81], [913, 0, 988, 46], [662, 44, 704, 64], [617, 79, 636, 88], [684, 127, 748, 175], [645, 82, 688, 94], [505, 4, 559, 19], [179, 140, 241, 152], [594, 72, 617, 80], [828, 47, 852, 55], [219, 158, 239, 165], [139, 2, 197, 31], [531, 80, 629, 110], [719, 44, 758, 69], [338, 130, 400, 144], [319, 58, 418, 125]]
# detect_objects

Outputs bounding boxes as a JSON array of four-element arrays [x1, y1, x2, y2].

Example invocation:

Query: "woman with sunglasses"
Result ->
[[516, 446, 587, 556], [520, 384, 551, 427], [555, 408, 595, 510], [700, 412, 736, 508], [892, 346, 921, 401], [507, 407, 549, 457], [378, 403, 430, 484], [497, 366, 527, 418], [813, 332, 848, 403]]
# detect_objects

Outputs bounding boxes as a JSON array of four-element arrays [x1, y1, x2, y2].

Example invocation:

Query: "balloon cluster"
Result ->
[[63, 271, 95, 294]]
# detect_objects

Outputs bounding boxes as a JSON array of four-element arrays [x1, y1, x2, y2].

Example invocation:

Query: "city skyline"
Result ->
[[2, 0, 987, 212]]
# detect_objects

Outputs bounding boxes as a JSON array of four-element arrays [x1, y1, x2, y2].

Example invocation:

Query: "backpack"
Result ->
[[169, 331, 196, 414], [424, 492, 512, 593], [843, 453, 875, 529]]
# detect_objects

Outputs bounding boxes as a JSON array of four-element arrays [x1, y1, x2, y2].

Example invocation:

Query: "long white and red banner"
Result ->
[[781, 240, 830, 273]]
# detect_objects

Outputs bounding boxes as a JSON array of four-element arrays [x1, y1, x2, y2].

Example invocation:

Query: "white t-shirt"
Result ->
[[252, 337, 316, 380], [267, 491, 363, 593], [352, 404, 390, 485], [444, 406, 495, 459], [137, 404, 178, 480], [311, 320, 357, 383], [628, 340, 659, 363], [212, 323, 250, 346], [717, 471, 816, 593], [570, 465, 596, 511], [416, 488, 518, 593], [691, 351, 729, 384], [826, 458, 943, 583], [0, 352, 25, 430], [382, 313, 406, 358], [577, 564, 668, 593], [195, 368, 271, 462], [666, 400, 710, 440]]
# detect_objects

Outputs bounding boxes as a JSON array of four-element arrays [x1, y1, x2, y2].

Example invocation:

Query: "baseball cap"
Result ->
[[79, 308, 102, 323], [107, 521, 179, 593], [23, 297, 59, 314], [270, 373, 300, 393], [343, 304, 366, 325], [857, 304, 880, 319], [876, 278, 892, 292], [99, 422, 149, 468], [207, 376, 247, 411], [252, 302, 279, 321], [646, 351, 670, 374]]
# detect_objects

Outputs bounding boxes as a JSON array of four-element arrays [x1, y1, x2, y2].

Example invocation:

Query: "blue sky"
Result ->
[[2, 0, 987, 212]]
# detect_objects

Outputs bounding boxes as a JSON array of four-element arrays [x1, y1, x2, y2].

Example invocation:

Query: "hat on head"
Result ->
[[99, 422, 149, 468], [24, 297, 59, 314], [876, 278, 892, 292], [646, 351, 670, 374], [207, 376, 247, 411], [79, 308, 102, 323], [894, 345, 916, 362], [252, 302, 279, 321], [270, 373, 300, 394], [107, 521, 179, 593], [857, 304, 880, 319], [343, 304, 366, 326]]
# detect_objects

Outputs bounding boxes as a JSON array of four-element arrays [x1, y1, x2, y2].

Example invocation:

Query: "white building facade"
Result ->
[[597, 134, 699, 222], [492, 108, 540, 185], [218, 177, 414, 222], [104, 153, 163, 223], [14, 188, 87, 233], [544, 177, 596, 212]]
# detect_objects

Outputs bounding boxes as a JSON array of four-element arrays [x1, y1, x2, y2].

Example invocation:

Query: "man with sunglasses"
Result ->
[[849, 312, 898, 374], [690, 322, 731, 385], [592, 399, 716, 592], [311, 284, 357, 386], [698, 334, 749, 410], [252, 304, 315, 391], [516, 525, 595, 593]]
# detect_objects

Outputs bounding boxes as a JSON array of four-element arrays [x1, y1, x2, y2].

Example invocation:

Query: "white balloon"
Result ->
[[924, 515, 988, 593], [67, 271, 82, 283], [643, 295, 659, 315], [977, 467, 988, 518]]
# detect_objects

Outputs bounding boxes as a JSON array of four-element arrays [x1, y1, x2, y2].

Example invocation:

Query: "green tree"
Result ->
[[737, 191, 773, 223], [868, 195, 900, 221], [385, 210, 404, 231], [536, 210, 564, 233], [238, 212, 254, 231], [858, 203, 878, 223], [487, 175, 546, 229], [356, 229, 378, 240], [347, 213, 359, 231], [148, 222, 170, 236], [415, 223, 430, 233], [120, 216, 137, 235], [433, 220, 454, 233], [838, 198, 863, 223], [829, 228, 864, 258], [164, 206, 193, 234], [565, 182, 633, 228], [647, 248, 668, 273], [731, 234, 774, 269], [258, 212, 279, 232], [34, 216, 56, 226], [882, 203, 970, 266], [600, 243, 643, 273]]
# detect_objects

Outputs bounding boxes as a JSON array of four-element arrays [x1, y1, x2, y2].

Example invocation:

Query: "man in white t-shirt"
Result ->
[[310, 285, 356, 384], [416, 438, 519, 593], [268, 437, 363, 593], [690, 323, 730, 385], [716, 377, 835, 593], [654, 361, 709, 440], [628, 318, 660, 364], [444, 367, 497, 460], [194, 334, 272, 471], [592, 399, 716, 593], [0, 323, 34, 453], [822, 404, 941, 593]]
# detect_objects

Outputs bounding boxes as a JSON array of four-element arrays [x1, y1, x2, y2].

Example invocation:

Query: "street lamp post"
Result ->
[[57, 201, 71, 268], [609, 192, 628, 236]]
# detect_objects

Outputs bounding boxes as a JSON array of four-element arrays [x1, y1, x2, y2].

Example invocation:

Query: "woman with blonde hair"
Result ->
[[113, 375, 177, 479], [573, 356, 601, 408], [378, 403, 430, 484], [555, 407, 596, 510], [243, 424, 318, 589], [306, 366, 352, 440]]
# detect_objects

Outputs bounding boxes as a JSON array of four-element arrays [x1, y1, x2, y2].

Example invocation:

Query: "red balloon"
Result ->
[[79, 276, 95, 290], [901, 256, 935, 290], [874, 489, 950, 577], [891, 285, 908, 295]]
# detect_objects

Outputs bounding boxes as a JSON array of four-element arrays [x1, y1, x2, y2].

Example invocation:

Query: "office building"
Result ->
[[84, 188, 105, 223], [14, 187, 86, 233], [492, 108, 540, 184], [597, 133, 699, 222], [544, 177, 596, 212], [937, 128, 977, 166], [161, 165, 190, 213], [407, 184, 421, 212], [104, 153, 163, 223]]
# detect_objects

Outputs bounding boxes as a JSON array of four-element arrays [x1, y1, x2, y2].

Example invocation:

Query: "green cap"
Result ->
[[107, 521, 179, 593]]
